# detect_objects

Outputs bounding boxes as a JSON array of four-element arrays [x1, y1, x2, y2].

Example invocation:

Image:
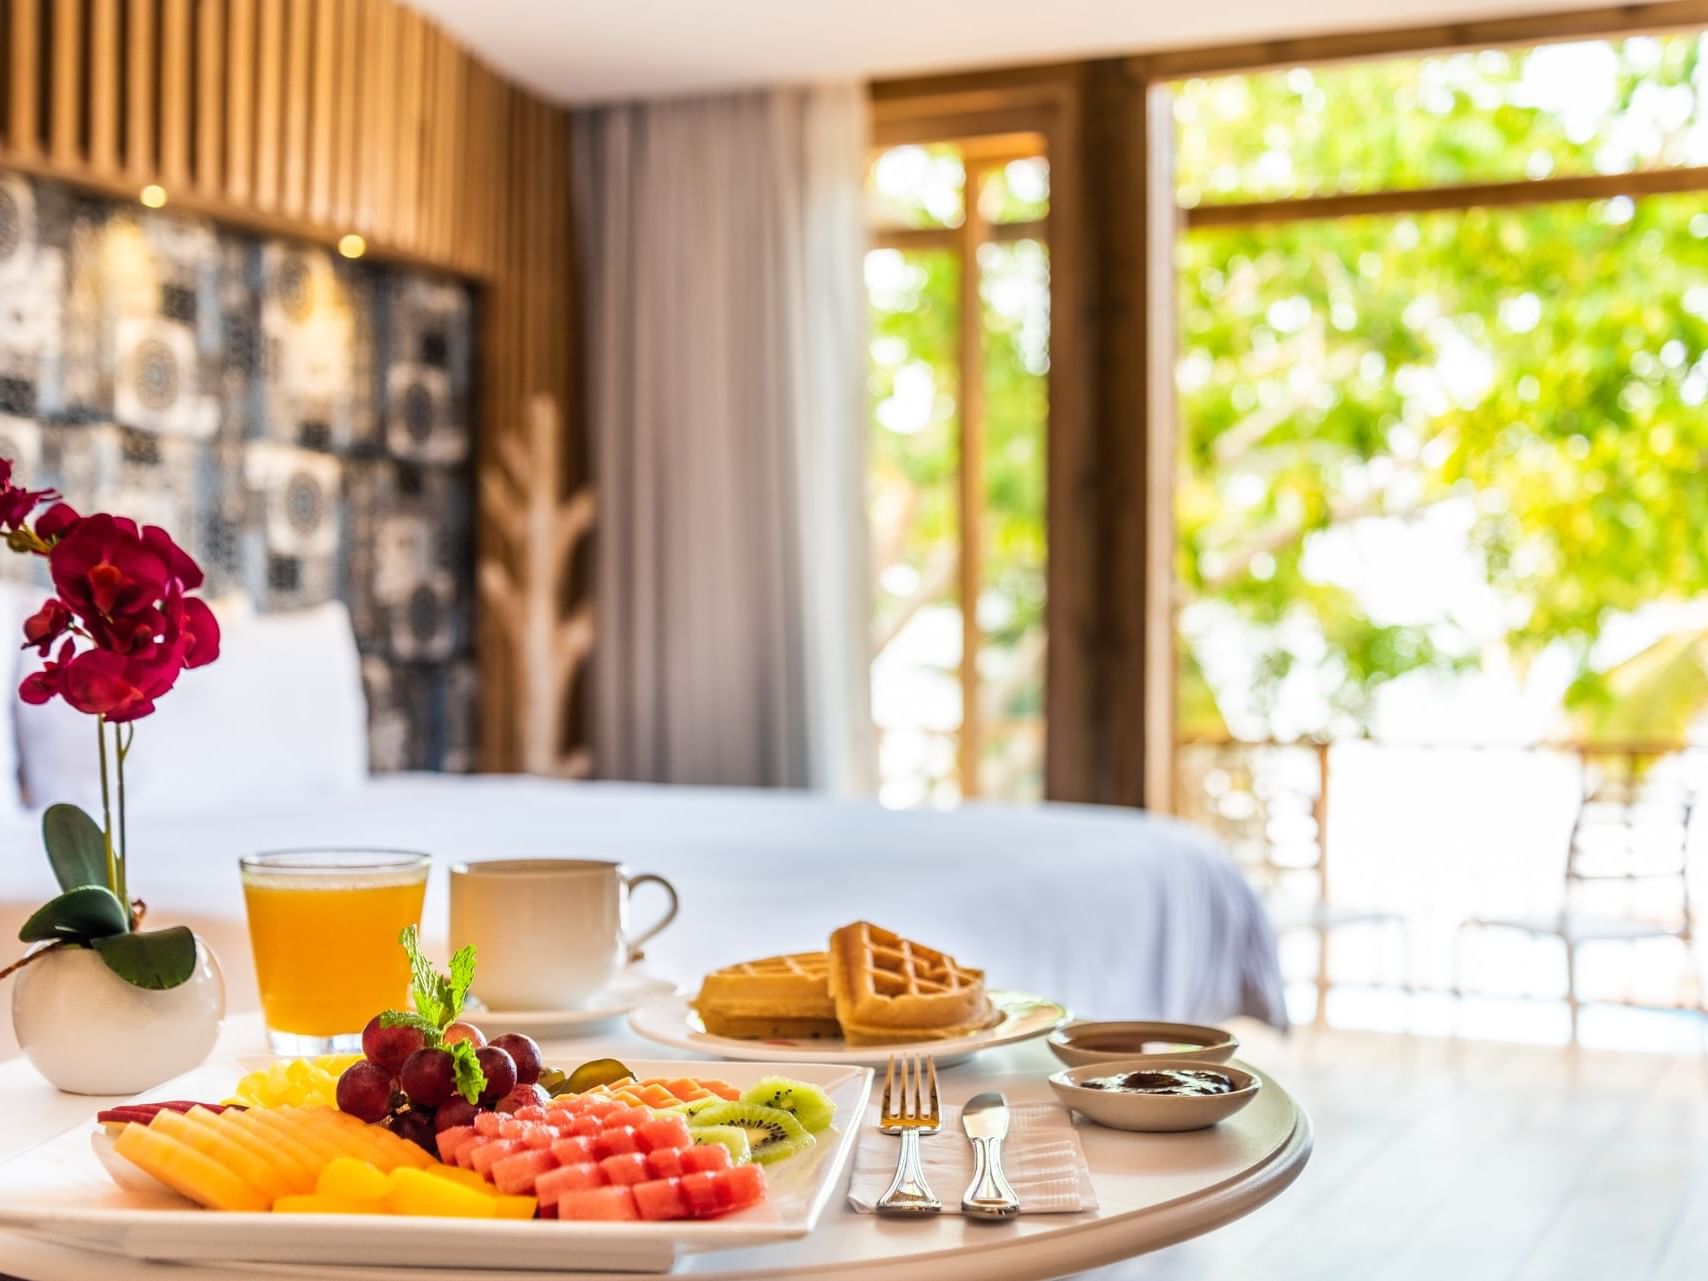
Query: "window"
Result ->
[[1168, 33, 1708, 1038], [866, 140, 1051, 807], [1173, 34, 1708, 747]]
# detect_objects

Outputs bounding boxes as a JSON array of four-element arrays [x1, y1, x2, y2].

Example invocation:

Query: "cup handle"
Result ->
[[623, 873, 679, 963]]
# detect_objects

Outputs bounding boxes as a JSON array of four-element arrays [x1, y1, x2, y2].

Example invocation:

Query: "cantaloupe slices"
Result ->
[[113, 1123, 270, 1212], [145, 1108, 302, 1201], [112, 1106, 475, 1214]]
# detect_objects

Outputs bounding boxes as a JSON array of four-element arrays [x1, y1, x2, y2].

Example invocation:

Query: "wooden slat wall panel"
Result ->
[[227, 0, 256, 202], [197, 0, 225, 196], [332, 0, 360, 226], [281, 0, 310, 217], [126, 0, 155, 178], [365, 0, 397, 236], [1, 0, 588, 775], [50, 0, 82, 166], [11, 0, 42, 160], [160, 0, 192, 187], [309, 0, 336, 223], [254, 0, 284, 210], [90, 0, 122, 173], [394, 6, 424, 250]]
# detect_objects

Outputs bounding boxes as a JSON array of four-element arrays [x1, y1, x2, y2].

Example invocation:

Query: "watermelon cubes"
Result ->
[[443, 1090, 773, 1223], [636, 1118, 692, 1153], [559, 1185, 638, 1221], [681, 1145, 732, 1174], [632, 1177, 687, 1221], [490, 1148, 558, 1196], [593, 1127, 640, 1158], [600, 1153, 651, 1186], [535, 1162, 605, 1204]]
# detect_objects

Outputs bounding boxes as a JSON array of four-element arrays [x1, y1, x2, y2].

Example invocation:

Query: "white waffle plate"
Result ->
[[629, 991, 1070, 1067]]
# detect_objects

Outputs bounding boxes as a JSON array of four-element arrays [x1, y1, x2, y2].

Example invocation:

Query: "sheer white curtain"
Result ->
[[575, 85, 873, 792]]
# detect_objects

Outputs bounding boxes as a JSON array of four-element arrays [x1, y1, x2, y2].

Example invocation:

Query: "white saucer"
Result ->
[[628, 990, 1070, 1067], [465, 971, 678, 1039]]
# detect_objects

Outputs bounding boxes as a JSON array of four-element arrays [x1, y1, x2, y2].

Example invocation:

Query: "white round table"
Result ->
[[0, 1015, 1310, 1281]]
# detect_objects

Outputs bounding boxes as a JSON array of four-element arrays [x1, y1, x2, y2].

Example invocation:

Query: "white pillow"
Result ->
[[17, 599, 369, 817], [0, 579, 35, 818]]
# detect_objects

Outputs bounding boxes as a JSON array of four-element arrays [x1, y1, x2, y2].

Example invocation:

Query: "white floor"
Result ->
[[1079, 1020, 1708, 1281]]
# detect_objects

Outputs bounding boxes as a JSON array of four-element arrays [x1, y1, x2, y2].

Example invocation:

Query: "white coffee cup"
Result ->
[[448, 858, 679, 1011]]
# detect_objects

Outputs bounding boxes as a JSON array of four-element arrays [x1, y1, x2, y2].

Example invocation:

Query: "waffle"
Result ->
[[827, 922, 996, 1046], [691, 951, 842, 1040]]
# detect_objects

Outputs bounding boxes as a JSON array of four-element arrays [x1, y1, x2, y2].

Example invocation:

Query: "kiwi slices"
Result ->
[[690, 1101, 815, 1165], [689, 1124, 753, 1164], [740, 1076, 837, 1133], [663, 1097, 723, 1122]]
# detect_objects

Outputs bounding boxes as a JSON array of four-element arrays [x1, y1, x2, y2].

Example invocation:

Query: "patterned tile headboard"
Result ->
[[0, 172, 476, 771]]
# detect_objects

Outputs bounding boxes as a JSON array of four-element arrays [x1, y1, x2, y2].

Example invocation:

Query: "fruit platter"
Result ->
[[0, 934, 871, 1273]]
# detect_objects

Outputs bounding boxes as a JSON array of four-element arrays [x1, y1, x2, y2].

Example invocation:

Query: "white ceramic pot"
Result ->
[[11, 935, 225, 1095]]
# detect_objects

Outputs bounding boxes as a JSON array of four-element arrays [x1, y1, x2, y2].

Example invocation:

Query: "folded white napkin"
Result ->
[[846, 1102, 1098, 1214]]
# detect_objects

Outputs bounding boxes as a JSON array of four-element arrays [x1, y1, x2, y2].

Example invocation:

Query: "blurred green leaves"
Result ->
[[1177, 36, 1708, 741]]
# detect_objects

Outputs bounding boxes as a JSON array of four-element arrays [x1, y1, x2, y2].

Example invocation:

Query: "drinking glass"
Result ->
[[239, 849, 430, 1054]]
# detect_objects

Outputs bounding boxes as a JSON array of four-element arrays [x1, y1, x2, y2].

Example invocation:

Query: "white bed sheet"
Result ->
[[0, 776, 1286, 1029]]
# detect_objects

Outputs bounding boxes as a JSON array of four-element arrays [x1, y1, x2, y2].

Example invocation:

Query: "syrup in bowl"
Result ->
[[1076, 1067, 1237, 1096]]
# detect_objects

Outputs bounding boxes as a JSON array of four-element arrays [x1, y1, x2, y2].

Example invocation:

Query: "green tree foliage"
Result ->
[[1175, 35, 1708, 741]]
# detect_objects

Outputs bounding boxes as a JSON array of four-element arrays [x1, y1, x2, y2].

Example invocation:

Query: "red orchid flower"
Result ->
[[0, 460, 58, 532], [21, 600, 72, 656]]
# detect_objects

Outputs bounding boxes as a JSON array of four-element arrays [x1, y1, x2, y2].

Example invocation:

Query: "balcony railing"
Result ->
[[1175, 735, 1708, 1028]]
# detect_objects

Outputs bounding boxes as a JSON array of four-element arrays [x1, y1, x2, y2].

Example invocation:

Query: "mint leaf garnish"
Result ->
[[377, 1009, 441, 1045], [449, 1040, 486, 1104], [399, 925, 452, 1028], [448, 944, 476, 1016]]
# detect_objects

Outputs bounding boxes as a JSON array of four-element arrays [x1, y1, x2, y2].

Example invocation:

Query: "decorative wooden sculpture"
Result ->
[[479, 395, 594, 778]]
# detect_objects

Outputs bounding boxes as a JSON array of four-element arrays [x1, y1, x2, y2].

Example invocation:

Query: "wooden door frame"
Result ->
[[872, 64, 1172, 810]]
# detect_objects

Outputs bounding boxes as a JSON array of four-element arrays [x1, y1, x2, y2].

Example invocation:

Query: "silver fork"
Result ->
[[875, 1053, 942, 1215]]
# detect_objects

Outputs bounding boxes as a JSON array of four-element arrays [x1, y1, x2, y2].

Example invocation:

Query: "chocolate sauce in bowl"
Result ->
[[1078, 1068, 1237, 1096]]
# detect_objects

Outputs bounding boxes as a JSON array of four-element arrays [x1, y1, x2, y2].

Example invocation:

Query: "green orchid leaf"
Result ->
[[42, 804, 110, 894], [91, 926, 198, 990], [18, 885, 128, 942]]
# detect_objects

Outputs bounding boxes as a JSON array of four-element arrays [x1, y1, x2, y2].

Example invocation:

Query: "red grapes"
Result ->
[[336, 1013, 550, 1146], [361, 1016, 426, 1074], [434, 1097, 480, 1132], [335, 1061, 394, 1123], [390, 1109, 437, 1151], [475, 1046, 517, 1103], [488, 1033, 543, 1086], [398, 1047, 456, 1108], [443, 1021, 485, 1049], [497, 1082, 550, 1113]]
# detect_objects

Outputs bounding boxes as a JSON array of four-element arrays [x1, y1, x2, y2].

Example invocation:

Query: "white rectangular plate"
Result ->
[[0, 1058, 872, 1274]]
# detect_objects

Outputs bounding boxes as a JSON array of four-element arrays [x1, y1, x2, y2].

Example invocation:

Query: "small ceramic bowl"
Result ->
[[1049, 1057, 1261, 1132], [1047, 1020, 1238, 1068]]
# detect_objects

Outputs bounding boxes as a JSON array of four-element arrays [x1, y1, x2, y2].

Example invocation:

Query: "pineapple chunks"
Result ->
[[224, 1056, 363, 1109], [113, 1106, 536, 1219]]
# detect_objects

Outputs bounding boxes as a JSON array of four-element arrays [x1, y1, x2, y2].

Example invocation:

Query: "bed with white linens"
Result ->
[[0, 596, 1285, 1053]]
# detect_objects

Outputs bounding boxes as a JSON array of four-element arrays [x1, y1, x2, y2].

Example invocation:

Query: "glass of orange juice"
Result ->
[[239, 849, 430, 1053]]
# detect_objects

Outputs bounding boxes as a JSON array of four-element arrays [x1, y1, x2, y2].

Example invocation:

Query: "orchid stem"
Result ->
[[96, 714, 116, 902], [0, 941, 62, 984], [117, 723, 131, 924]]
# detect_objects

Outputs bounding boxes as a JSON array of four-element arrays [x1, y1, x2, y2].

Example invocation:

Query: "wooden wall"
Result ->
[[0, 0, 587, 775]]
